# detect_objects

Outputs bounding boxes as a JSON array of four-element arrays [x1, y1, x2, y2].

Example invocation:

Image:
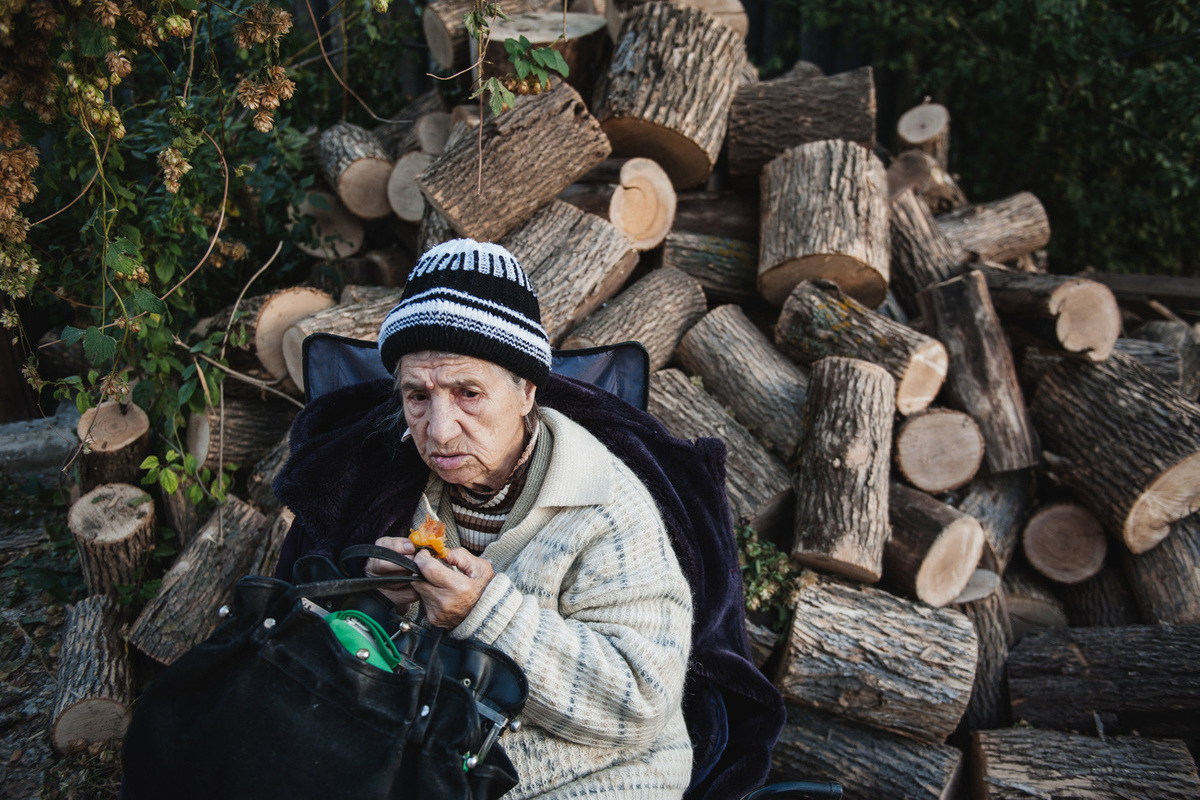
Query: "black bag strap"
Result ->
[[338, 543, 423, 578], [273, 548, 426, 614]]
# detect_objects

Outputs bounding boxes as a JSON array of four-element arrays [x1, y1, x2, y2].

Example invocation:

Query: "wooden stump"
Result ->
[[1122, 513, 1200, 625], [935, 191, 1051, 265], [759, 139, 889, 307], [281, 292, 402, 391], [67, 483, 156, 596], [776, 574, 977, 743], [672, 190, 758, 242], [605, 0, 750, 41], [918, 271, 1038, 473], [252, 507, 294, 578], [774, 279, 947, 415], [886, 482, 985, 607], [790, 357, 895, 582], [591, 2, 747, 189], [186, 397, 297, 474], [372, 88, 447, 158], [386, 151, 435, 223], [648, 368, 793, 542], [128, 496, 273, 664], [1132, 319, 1200, 399], [888, 187, 964, 317], [886, 150, 968, 216], [1021, 502, 1107, 585], [894, 409, 984, 494], [770, 703, 964, 799], [50, 595, 133, 754], [417, 80, 611, 242], [418, 201, 456, 254], [1059, 564, 1140, 628], [423, 0, 561, 71], [75, 400, 151, 493], [288, 191, 365, 260], [240, 287, 336, 381], [978, 265, 1120, 362], [952, 469, 1034, 575], [1007, 622, 1200, 740], [952, 569, 1012, 733], [1030, 351, 1200, 553], [972, 728, 1200, 800], [1002, 561, 1068, 643], [561, 267, 706, 371], [246, 430, 290, 513], [158, 481, 202, 549], [897, 100, 951, 170], [316, 122, 393, 220], [727, 66, 876, 184], [556, 157, 677, 251], [676, 304, 808, 460], [659, 230, 757, 306], [500, 200, 639, 345], [1112, 336, 1185, 391], [481, 11, 612, 100]]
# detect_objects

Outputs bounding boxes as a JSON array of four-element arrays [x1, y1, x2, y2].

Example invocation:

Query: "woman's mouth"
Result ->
[[431, 453, 469, 470]]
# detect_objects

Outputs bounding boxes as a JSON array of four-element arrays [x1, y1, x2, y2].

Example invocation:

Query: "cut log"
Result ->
[[372, 88, 447, 158], [1030, 351, 1200, 553], [248, 287, 336, 380], [1002, 561, 1068, 643], [50, 595, 133, 754], [918, 270, 1038, 473], [251, 507, 293, 577], [776, 574, 977, 743], [288, 191, 365, 260], [1059, 564, 1140, 628], [1006, 622, 1200, 740], [417, 80, 611, 242], [672, 189, 758, 242], [75, 400, 151, 493], [676, 304, 808, 460], [897, 100, 950, 170], [972, 727, 1200, 800], [386, 151, 435, 223], [744, 618, 779, 671], [886, 150, 968, 216], [316, 122, 393, 220], [1122, 513, 1200, 625], [779, 58, 823, 81], [186, 397, 297, 474], [659, 229, 757, 305], [951, 569, 1012, 733], [1021, 502, 1107, 585], [977, 265, 1120, 362], [1112, 336, 1184, 389], [414, 110, 452, 157], [894, 409, 984, 494], [423, 0, 562, 71], [759, 139, 889, 307], [557, 157, 676, 251], [561, 267, 707, 371], [1132, 319, 1200, 399], [648, 368, 793, 542], [952, 469, 1035, 575], [338, 284, 405, 305], [481, 11, 612, 100], [790, 357, 895, 583], [935, 191, 1051, 265], [886, 482, 985, 607], [605, 0, 749, 40], [500, 200, 639, 345], [128, 496, 272, 665], [727, 66, 876, 184], [157, 481, 202, 549], [246, 430, 290, 513], [773, 279, 947, 415], [417, 201, 456, 254], [888, 187, 964, 317], [592, 3, 748, 189], [281, 292, 402, 390], [67, 483, 156, 596], [770, 703, 964, 799]]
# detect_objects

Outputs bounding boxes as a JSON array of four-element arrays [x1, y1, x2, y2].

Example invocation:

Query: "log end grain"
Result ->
[[895, 409, 985, 494], [423, 0, 461, 70], [387, 151, 435, 222], [1022, 502, 1107, 584], [67, 483, 153, 545], [790, 548, 883, 584], [610, 157, 676, 250], [337, 157, 394, 220], [1052, 279, 1121, 361], [254, 287, 336, 379], [51, 698, 131, 755], [915, 514, 985, 607], [895, 338, 949, 416], [602, 117, 715, 191], [1126, 451, 1200, 553], [951, 567, 1001, 605], [897, 102, 949, 149], [76, 401, 150, 452], [760, 252, 888, 309]]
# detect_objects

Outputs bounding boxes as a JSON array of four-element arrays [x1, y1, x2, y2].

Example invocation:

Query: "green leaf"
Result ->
[[132, 289, 167, 315], [61, 326, 85, 346], [139, 455, 160, 470], [176, 0, 199, 10], [105, 237, 141, 276], [545, 49, 569, 77], [83, 327, 118, 365], [159, 468, 180, 495], [187, 484, 203, 505], [514, 59, 531, 79], [77, 18, 111, 57]]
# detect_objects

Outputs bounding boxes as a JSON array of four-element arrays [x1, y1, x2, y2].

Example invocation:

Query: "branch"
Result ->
[[160, 130, 229, 302]]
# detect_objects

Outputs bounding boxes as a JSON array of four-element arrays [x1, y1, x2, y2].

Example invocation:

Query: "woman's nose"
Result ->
[[426, 398, 462, 443]]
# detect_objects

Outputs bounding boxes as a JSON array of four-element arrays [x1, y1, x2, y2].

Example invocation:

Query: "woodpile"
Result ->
[[56, 7, 1200, 795]]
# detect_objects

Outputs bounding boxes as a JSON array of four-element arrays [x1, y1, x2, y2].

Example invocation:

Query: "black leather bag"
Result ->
[[120, 545, 528, 800]]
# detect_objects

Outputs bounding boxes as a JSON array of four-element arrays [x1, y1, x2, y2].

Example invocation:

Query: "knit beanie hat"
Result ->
[[378, 238, 552, 387]]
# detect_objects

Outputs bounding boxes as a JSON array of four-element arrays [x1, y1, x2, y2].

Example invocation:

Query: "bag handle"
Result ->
[[274, 547, 426, 613], [338, 543, 424, 579]]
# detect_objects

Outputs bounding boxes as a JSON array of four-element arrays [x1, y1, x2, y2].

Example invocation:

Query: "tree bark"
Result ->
[[316, 121, 393, 220], [50, 595, 133, 754], [417, 201, 456, 254], [888, 187, 965, 318], [288, 191, 365, 260], [1131, 319, 1200, 399], [606, 0, 750, 41], [672, 190, 758, 242], [887, 150, 968, 216], [897, 100, 950, 170], [280, 292, 402, 391], [591, 2, 748, 189], [1002, 561, 1068, 644], [1030, 351, 1200, 553], [790, 357, 895, 583], [556, 157, 677, 251], [417, 80, 611, 242], [500, 200, 639, 345], [481, 11, 612, 100], [675, 304, 808, 461], [760, 139, 889, 308], [246, 430, 290, 513], [372, 87, 446, 158], [1121, 513, 1200, 625], [770, 703, 964, 799], [128, 496, 273, 664], [185, 397, 297, 475], [951, 469, 1034, 575], [952, 569, 1012, 733], [648, 368, 793, 542], [776, 574, 977, 743], [1006, 622, 1200, 740], [561, 267, 706, 371], [918, 270, 1038, 473], [727, 66, 876, 184], [157, 481, 202, 549], [659, 229, 758, 305], [75, 400, 151, 493], [894, 409, 984, 494], [886, 482, 985, 607], [1021, 502, 1107, 585], [67, 482, 156, 596], [935, 191, 1051, 265], [1112, 336, 1184, 390], [423, 0, 562, 71], [972, 728, 1200, 800], [774, 279, 947, 415], [251, 507, 293, 578], [1059, 563, 1140, 628]]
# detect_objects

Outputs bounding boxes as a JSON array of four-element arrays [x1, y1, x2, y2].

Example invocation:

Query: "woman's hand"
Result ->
[[412, 547, 495, 629], [365, 536, 421, 611]]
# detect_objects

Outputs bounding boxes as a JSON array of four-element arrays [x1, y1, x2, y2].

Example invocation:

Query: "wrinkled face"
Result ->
[[399, 351, 536, 493]]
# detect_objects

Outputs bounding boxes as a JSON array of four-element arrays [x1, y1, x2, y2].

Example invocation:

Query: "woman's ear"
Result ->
[[521, 381, 536, 416]]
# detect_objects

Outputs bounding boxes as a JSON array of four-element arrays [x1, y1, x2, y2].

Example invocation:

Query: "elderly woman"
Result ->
[[274, 238, 695, 798]]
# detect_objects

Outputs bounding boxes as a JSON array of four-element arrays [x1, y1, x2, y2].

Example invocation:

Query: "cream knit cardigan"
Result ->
[[415, 408, 695, 798]]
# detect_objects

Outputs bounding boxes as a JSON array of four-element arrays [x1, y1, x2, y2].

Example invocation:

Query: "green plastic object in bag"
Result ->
[[326, 609, 404, 671]]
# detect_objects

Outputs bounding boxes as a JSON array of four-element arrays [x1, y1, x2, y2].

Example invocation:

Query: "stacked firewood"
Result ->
[[56, 2, 1200, 793]]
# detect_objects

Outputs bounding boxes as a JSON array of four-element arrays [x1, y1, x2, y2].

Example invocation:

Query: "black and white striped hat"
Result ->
[[377, 238, 551, 386]]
